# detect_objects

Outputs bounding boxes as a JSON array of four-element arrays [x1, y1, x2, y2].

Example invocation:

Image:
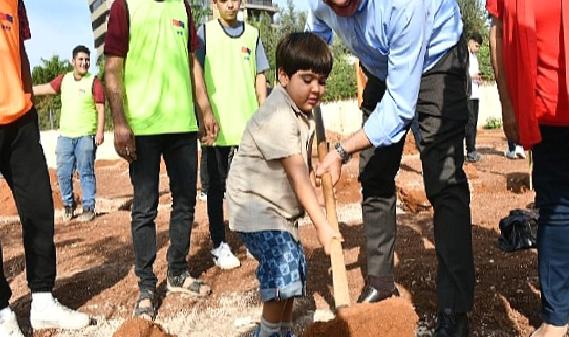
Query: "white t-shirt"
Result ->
[[469, 52, 480, 99]]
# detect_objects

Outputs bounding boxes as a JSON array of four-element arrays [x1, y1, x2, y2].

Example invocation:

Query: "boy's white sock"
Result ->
[[280, 321, 294, 336], [258, 317, 281, 337], [31, 292, 55, 312]]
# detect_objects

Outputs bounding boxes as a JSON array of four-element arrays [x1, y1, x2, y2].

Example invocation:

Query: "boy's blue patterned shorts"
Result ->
[[239, 231, 306, 302]]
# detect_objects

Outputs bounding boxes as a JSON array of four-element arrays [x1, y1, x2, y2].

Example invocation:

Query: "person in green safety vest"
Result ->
[[104, 0, 218, 321], [33, 45, 105, 223], [197, 0, 269, 270]]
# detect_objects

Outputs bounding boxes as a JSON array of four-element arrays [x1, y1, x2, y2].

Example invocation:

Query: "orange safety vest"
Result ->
[[0, 0, 32, 125]]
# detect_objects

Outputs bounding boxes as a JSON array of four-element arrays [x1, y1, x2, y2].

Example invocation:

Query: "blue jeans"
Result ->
[[129, 132, 198, 291], [55, 135, 96, 210], [533, 126, 569, 326]]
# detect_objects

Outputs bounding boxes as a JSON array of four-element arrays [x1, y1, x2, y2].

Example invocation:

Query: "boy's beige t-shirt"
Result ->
[[227, 86, 315, 240]]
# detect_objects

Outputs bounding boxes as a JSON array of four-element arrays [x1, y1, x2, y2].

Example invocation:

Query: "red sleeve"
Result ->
[[92, 77, 105, 104], [18, 0, 31, 40], [185, 1, 199, 53], [104, 0, 129, 57], [49, 74, 64, 93], [486, 0, 501, 19]]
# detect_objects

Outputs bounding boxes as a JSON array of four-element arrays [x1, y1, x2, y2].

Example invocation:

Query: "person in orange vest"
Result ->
[[0, 1, 91, 336], [33, 45, 105, 223]]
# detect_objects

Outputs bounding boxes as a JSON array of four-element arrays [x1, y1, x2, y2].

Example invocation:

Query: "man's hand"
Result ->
[[315, 150, 342, 186], [201, 111, 219, 145], [114, 123, 136, 163], [95, 130, 104, 146], [501, 102, 519, 143]]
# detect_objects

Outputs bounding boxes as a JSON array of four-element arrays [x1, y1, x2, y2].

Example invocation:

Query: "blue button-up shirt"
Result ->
[[306, 0, 463, 148]]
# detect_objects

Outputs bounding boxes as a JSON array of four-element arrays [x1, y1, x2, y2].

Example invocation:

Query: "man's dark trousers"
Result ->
[[359, 40, 475, 312], [0, 108, 56, 309], [465, 98, 480, 153], [129, 132, 198, 291]]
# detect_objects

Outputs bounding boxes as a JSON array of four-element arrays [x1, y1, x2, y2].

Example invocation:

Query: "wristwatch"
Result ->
[[334, 143, 351, 164]]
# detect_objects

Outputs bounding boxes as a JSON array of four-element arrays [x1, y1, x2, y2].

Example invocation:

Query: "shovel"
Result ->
[[313, 105, 351, 309]]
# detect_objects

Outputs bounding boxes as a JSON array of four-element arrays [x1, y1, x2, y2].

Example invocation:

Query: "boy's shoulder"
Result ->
[[251, 87, 296, 124]]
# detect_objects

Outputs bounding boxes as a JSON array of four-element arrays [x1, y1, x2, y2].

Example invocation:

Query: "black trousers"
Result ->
[[205, 145, 236, 248], [0, 108, 56, 309], [129, 132, 198, 291], [465, 98, 480, 153], [359, 40, 474, 312]]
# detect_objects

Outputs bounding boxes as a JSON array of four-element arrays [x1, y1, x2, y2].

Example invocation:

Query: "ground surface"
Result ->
[[0, 129, 540, 337]]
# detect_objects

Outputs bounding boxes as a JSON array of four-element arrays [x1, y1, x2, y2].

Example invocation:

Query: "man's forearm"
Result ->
[[191, 54, 213, 118], [20, 40, 33, 96], [104, 57, 128, 127], [489, 20, 515, 120], [255, 73, 267, 105], [96, 103, 105, 132]]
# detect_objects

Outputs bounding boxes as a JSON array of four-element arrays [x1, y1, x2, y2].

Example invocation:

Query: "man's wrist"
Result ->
[[334, 143, 351, 164]]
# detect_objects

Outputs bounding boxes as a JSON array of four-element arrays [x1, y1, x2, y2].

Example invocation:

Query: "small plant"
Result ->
[[483, 116, 503, 130]]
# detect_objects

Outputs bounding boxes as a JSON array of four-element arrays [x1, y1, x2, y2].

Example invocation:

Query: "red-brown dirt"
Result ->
[[113, 318, 176, 337], [0, 129, 542, 336], [303, 298, 418, 337]]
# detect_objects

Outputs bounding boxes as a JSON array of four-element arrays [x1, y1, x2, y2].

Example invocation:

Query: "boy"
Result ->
[[33, 45, 105, 222], [227, 32, 338, 337], [197, 0, 269, 270]]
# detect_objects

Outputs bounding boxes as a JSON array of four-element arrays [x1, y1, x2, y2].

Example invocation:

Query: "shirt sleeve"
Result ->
[[18, 0, 31, 40], [92, 77, 105, 104], [304, 10, 333, 44], [49, 74, 64, 94], [255, 37, 270, 74], [363, 3, 427, 148], [104, 0, 129, 57], [251, 109, 302, 160], [196, 24, 206, 67], [486, 0, 501, 19], [185, 1, 199, 53]]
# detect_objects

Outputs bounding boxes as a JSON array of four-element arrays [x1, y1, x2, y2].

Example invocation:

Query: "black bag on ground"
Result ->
[[497, 209, 539, 252]]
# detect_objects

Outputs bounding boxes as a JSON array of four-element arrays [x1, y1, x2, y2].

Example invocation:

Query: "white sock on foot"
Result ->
[[258, 317, 281, 337]]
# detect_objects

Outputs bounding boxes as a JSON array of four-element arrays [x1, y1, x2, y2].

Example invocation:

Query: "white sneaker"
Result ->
[[198, 191, 208, 201], [0, 309, 24, 337], [30, 298, 90, 330], [515, 145, 526, 159], [211, 242, 241, 270]]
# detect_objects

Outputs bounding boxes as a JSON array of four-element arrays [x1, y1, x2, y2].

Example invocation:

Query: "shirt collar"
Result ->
[[274, 85, 305, 116]]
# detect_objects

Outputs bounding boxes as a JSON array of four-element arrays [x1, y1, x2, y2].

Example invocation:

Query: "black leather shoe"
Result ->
[[434, 309, 469, 337], [356, 285, 399, 303]]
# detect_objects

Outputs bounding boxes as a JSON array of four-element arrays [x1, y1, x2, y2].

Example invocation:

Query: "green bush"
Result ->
[[483, 116, 503, 129]]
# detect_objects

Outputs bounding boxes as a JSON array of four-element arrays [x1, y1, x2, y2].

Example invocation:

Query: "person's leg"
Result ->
[[465, 99, 476, 154], [199, 146, 209, 197], [206, 145, 229, 248], [532, 126, 569, 336], [129, 135, 162, 291], [357, 71, 401, 301], [162, 132, 198, 276], [74, 136, 96, 212], [416, 38, 473, 337], [280, 298, 295, 336], [3, 110, 56, 296], [55, 136, 76, 210]]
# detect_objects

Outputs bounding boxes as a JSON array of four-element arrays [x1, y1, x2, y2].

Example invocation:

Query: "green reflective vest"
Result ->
[[204, 20, 259, 146], [59, 72, 97, 137], [124, 0, 197, 135]]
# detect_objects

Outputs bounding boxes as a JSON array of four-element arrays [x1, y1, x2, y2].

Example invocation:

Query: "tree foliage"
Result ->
[[31, 55, 72, 130]]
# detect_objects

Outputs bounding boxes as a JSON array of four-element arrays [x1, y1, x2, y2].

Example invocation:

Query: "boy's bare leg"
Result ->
[[259, 301, 287, 337], [280, 298, 295, 336]]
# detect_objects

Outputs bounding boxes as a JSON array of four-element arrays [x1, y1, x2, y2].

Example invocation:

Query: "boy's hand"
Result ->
[[95, 130, 104, 146], [201, 111, 219, 145], [317, 222, 342, 255]]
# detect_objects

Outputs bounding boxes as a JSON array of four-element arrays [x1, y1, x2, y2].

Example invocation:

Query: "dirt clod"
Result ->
[[303, 298, 418, 337], [112, 318, 177, 337]]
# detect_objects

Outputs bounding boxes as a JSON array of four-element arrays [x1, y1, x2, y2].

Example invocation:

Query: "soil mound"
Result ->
[[303, 298, 418, 337], [112, 318, 177, 337]]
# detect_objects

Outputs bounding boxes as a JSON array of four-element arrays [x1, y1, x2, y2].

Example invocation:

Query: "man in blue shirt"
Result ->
[[310, 1, 473, 336]]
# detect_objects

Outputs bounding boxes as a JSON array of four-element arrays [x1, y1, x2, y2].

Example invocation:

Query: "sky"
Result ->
[[24, 0, 308, 69]]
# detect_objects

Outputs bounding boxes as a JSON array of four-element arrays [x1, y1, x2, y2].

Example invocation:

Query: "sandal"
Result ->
[[133, 288, 156, 321], [167, 270, 211, 297]]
